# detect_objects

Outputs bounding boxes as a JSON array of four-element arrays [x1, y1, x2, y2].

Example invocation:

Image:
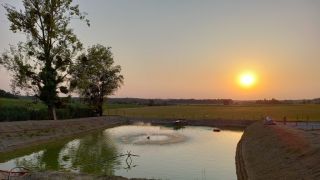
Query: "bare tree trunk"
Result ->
[[98, 103, 103, 116], [48, 106, 57, 120], [52, 107, 57, 120], [96, 96, 104, 116]]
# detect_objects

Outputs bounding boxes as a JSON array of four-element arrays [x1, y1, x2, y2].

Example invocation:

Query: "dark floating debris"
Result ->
[[213, 128, 221, 132]]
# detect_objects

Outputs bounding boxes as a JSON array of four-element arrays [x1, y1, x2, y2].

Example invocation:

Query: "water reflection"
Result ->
[[69, 132, 120, 175], [14, 132, 121, 176]]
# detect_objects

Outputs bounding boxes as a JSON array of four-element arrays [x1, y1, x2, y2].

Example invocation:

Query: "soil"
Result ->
[[236, 122, 320, 180]]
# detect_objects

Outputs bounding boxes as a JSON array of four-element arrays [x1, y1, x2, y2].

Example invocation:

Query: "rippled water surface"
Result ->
[[0, 125, 243, 180]]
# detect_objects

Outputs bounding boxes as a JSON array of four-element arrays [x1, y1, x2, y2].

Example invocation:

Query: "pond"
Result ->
[[0, 124, 243, 180]]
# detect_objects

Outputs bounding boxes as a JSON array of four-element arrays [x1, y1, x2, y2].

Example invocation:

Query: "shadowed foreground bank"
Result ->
[[9, 171, 150, 180], [236, 122, 320, 180]]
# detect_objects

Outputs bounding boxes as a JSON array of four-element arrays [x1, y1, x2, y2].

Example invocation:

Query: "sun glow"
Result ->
[[239, 72, 256, 88]]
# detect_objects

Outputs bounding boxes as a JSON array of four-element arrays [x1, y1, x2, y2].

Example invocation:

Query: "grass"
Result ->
[[105, 104, 320, 121], [3, 98, 320, 121], [103, 103, 144, 109], [0, 98, 95, 121], [0, 98, 46, 109]]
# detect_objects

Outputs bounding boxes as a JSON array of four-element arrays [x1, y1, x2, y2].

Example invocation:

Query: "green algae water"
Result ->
[[0, 125, 243, 180]]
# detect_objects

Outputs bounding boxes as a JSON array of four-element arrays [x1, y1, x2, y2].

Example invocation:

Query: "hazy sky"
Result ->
[[0, 0, 320, 100]]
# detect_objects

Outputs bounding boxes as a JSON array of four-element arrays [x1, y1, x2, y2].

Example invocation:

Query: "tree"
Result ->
[[0, 89, 17, 99], [0, 0, 89, 120], [71, 44, 124, 116]]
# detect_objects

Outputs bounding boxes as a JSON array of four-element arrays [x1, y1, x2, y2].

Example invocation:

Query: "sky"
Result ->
[[0, 0, 320, 100]]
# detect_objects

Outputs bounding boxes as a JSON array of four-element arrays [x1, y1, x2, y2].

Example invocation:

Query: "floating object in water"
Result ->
[[173, 119, 187, 126], [264, 116, 276, 125], [213, 128, 221, 132], [119, 133, 186, 145]]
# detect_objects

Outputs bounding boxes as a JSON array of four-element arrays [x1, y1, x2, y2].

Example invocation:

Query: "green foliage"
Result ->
[[0, 98, 46, 109], [0, 89, 18, 99], [0, 0, 89, 119], [70, 44, 124, 116], [0, 98, 95, 122], [103, 103, 144, 110]]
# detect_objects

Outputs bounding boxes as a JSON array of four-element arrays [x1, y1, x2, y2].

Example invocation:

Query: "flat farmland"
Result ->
[[105, 104, 320, 121]]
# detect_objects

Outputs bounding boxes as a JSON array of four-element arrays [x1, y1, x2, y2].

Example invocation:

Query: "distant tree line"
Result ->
[[108, 98, 320, 106], [255, 98, 282, 104], [108, 98, 234, 106], [0, 89, 17, 99], [256, 98, 320, 104]]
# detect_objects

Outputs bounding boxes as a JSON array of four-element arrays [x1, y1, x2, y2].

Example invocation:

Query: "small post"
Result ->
[[283, 116, 287, 125]]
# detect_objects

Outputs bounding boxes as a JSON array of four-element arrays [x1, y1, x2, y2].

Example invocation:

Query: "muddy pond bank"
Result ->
[[126, 116, 255, 128], [236, 122, 320, 180], [0, 117, 127, 154]]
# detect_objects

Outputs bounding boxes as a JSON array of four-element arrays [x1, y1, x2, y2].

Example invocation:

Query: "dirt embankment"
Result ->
[[0, 116, 126, 154], [19, 171, 150, 180], [236, 122, 320, 180], [127, 117, 255, 128]]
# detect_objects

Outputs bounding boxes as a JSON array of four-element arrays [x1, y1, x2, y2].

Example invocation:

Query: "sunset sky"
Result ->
[[0, 0, 320, 100]]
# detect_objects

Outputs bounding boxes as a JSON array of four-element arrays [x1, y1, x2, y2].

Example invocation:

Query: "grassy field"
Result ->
[[103, 103, 144, 110], [0, 98, 46, 109], [105, 104, 320, 121], [0, 98, 94, 121], [2, 98, 320, 121]]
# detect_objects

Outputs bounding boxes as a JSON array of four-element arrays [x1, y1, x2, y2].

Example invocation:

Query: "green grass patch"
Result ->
[[104, 103, 144, 109], [0, 98, 95, 121], [106, 104, 320, 121], [0, 98, 46, 109]]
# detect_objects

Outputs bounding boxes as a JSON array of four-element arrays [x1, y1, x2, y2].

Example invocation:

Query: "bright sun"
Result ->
[[239, 73, 256, 87]]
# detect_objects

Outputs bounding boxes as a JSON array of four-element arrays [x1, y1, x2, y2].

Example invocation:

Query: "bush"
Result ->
[[0, 89, 17, 99], [0, 103, 96, 122]]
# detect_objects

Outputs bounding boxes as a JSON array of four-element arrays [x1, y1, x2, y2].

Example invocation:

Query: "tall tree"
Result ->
[[71, 44, 124, 116], [0, 0, 89, 120]]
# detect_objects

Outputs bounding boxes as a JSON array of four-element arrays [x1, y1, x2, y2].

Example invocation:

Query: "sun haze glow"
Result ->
[[239, 73, 256, 88]]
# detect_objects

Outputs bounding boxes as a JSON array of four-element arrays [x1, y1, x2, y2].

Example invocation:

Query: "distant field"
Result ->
[[2, 98, 320, 121], [103, 103, 144, 110], [0, 98, 142, 110], [105, 104, 320, 121], [0, 98, 46, 109]]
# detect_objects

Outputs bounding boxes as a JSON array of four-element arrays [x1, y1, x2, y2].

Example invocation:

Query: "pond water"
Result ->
[[0, 124, 243, 180]]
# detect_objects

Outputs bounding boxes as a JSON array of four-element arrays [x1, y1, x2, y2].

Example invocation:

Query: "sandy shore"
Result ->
[[236, 122, 320, 179]]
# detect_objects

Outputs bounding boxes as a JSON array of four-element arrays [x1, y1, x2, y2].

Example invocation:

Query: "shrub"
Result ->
[[0, 103, 95, 122]]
